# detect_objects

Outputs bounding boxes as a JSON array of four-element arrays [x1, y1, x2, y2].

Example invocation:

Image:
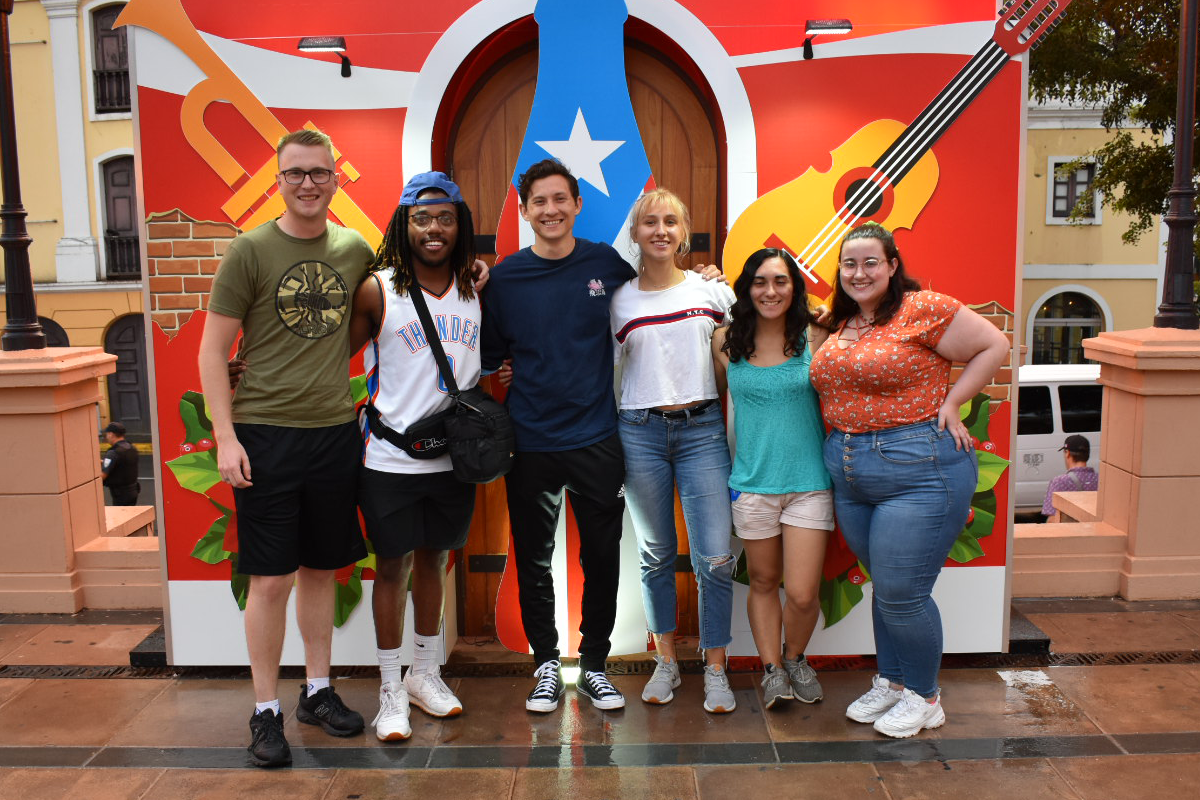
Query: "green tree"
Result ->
[[1028, 0, 1194, 255]]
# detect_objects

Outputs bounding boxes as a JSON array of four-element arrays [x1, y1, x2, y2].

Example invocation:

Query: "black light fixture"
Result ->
[[803, 18, 853, 60], [298, 36, 351, 78]]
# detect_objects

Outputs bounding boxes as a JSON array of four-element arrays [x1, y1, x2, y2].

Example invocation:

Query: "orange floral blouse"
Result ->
[[810, 290, 961, 433]]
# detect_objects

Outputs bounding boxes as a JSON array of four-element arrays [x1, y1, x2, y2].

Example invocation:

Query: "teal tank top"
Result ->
[[727, 349, 832, 494]]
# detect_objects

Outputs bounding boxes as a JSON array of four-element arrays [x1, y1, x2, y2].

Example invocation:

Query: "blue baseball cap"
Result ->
[[400, 171, 464, 206]]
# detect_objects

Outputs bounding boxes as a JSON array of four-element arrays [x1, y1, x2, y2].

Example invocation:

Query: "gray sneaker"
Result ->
[[641, 655, 681, 704], [783, 654, 823, 703], [702, 664, 736, 713], [761, 665, 793, 710]]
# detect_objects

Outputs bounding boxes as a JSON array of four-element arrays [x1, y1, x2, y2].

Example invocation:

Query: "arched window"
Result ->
[[1032, 291, 1103, 364], [37, 317, 70, 347]]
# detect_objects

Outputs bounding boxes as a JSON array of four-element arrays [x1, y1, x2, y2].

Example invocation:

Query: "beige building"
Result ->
[[0, 0, 146, 439], [1021, 98, 1164, 365]]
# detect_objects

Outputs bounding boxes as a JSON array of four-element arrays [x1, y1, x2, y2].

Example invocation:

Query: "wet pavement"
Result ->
[[0, 599, 1198, 798]]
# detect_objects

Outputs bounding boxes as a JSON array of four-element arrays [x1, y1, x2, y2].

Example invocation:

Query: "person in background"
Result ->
[[101, 421, 140, 506], [610, 189, 738, 713], [711, 248, 833, 712], [1042, 435, 1098, 522], [810, 223, 1009, 739]]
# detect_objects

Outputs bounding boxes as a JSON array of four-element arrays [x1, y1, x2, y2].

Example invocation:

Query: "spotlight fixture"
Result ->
[[298, 36, 351, 78], [803, 18, 853, 60]]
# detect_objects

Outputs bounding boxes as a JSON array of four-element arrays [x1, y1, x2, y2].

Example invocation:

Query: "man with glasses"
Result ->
[[349, 172, 480, 741], [199, 128, 371, 768]]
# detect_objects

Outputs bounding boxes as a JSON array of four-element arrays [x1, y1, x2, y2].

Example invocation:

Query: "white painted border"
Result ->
[[83, 0, 132, 121], [1024, 283, 1114, 359], [1044, 155, 1102, 226], [1024, 263, 1161, 280], [91, 146, 134, 278]]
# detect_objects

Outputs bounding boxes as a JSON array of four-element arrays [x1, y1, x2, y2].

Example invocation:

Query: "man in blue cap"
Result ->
[[349, 172, 482, 741]]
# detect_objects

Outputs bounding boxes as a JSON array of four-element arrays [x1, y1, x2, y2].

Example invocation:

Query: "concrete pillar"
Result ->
[[40, 0, 99, 282], [0, 347, 116, 612], [1085, 328, 1200, 599]]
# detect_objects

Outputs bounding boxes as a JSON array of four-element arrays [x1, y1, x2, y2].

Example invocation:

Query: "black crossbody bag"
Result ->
[[360, 283, 514, 483]]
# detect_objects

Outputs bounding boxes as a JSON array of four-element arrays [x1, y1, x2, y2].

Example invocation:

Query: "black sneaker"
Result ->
[[576, 669, 626, 710], [247, 709, 291, 768], [296, 685, 364, 736], [526, 659, 564, 712]]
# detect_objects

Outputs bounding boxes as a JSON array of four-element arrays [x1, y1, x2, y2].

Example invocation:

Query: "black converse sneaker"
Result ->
[[296, 684, 365, 736], [576, 669, 626, 710], [247, 708, 291, 768], [526, 659, 564, 712]]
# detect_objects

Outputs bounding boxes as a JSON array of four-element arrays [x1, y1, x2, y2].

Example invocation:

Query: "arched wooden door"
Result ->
[[105, 314, 151, 441], [447, 40, 723, 637]]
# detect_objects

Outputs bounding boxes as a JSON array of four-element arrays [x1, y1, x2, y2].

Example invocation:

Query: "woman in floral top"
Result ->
[[809, 223, 1008, 739]]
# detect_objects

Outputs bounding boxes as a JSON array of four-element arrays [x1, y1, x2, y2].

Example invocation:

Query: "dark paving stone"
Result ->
[[1008, 607, 1051, 655], [775, 734, 1123, 764], [128, 625, 166, 668], [1113, 731, 1200, 755], [0, 747, 98, 767], [86, 745, 434, 770], [1014, 598, 1200, 615]]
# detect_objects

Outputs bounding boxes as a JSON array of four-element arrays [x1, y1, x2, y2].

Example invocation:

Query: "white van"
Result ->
[[1015, 364, 1102, 514]]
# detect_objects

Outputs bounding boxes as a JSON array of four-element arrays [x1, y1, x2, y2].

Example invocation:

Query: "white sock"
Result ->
[[411, 632, 439, 676], [306, 677, 330, 695], [255, 699, 280, 715], [377, 646, 404, 686]]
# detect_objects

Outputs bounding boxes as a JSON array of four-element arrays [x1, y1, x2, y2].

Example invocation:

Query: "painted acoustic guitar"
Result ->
[[721, 0, 1074, 294]]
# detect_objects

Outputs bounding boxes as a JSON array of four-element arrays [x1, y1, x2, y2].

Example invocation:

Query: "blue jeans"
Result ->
[[619, 402, 735, 651], [822, 420, 977, 698]]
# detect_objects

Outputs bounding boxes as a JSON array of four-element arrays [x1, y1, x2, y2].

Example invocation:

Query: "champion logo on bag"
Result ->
[[412, 436, 447, 452]]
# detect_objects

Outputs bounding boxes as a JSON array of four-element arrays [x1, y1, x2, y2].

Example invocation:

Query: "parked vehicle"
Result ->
[[1015, 364, 1102, 514]]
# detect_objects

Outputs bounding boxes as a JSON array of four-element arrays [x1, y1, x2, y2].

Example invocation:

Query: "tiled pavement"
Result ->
[[0, 600, 1198, 798]]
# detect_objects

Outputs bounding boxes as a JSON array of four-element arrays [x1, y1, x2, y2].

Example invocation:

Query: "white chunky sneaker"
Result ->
[[404, 670, 463, 718], [702, 664, 736, 714], [846, 674, 904, 723], [641, 656, 682, 704], [872, 688, 946, 738], [372, 682, 412, 741]]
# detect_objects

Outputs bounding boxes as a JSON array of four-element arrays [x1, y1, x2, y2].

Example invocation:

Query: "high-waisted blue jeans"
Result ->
[[619, 402, 735, 651], [822, 420, 977, 697]]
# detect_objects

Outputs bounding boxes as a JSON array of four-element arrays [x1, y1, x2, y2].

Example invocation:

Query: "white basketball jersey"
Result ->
[[361, 268, 482, 473]]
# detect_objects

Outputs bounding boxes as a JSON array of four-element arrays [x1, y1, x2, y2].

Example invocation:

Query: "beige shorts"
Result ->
[[731, 489, 835, 540]]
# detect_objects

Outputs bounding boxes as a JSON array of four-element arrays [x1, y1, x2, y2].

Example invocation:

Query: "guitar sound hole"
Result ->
[[845, 179, 884, 217]]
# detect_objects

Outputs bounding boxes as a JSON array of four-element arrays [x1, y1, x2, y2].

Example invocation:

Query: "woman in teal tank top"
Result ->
[[711, 248, 834, 711]]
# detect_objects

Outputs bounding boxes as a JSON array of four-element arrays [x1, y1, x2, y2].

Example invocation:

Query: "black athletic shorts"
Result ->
[[358, 467, 475, 558], [232, 421, 366, 575]]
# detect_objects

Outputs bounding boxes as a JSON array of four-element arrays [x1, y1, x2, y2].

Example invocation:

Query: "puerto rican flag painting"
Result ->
[[494, 0, 655, 659], [494, 0, 655, 262]]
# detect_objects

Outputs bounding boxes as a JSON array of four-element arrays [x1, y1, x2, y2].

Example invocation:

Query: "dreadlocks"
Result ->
[[371, 193, 478, 301]]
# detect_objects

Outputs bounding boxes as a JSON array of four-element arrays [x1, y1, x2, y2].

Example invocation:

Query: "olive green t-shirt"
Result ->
[[208, 220, 374, 427]]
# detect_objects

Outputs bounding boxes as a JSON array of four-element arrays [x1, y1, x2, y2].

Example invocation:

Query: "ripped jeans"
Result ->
[[619, 403, 734, 651]]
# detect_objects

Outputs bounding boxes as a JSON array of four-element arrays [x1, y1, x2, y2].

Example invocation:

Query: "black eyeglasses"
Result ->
[[278, 168, 338, 185], [409, 212, 458, 230]]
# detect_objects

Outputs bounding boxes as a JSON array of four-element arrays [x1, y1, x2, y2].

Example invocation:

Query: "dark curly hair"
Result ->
[[722, 248, 813, 363], [371, 189, 476, 301], [517, 159, 580, 204], [829, 223, 920, 329]]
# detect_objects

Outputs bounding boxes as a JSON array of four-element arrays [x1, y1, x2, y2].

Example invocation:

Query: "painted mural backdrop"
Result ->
[[123, 0, 1041, 664]]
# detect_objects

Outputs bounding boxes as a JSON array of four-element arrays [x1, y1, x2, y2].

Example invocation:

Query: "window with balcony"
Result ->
[[92, 5, 130, 115], [102, 156, 140, 279]]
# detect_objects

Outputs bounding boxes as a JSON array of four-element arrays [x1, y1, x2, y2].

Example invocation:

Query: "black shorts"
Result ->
[[358, 467, 476, 558], [232, 421, 366, 576]]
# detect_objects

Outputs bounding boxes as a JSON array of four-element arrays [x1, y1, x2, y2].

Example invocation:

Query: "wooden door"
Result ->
[[105, 314, 151, 441], [448, 42, 722, 637]]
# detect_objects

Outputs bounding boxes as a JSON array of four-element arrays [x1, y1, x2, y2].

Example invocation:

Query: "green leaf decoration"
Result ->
[[229, 553, 250, 610], [819, 571, 865, 628], [334, 566, 364, 628], [976, 450, 1010, 493], [179, 391, 213, 442], [961, 392, 992, 441], [350, 374, 368, 405], [167, 449, 221, 494], [948, 531, 987, 563], [191, 515, 230, 564]]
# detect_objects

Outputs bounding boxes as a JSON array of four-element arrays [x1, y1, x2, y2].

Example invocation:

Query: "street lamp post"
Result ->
[[1155, 0, 1200, 330], [0, 0, 45, 350]]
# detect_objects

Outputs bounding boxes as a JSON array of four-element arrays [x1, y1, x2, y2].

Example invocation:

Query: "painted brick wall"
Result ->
[[952, 301, 1016, 405], [145, 209, 238, 337]]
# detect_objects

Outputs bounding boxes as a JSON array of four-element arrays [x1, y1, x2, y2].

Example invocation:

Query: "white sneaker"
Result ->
[[372, 682, 411, 741], [873, 688, 946, 738], [846, 674, 904, 723], [404, 670, 463, 718], [641, 656, 681, 704]]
